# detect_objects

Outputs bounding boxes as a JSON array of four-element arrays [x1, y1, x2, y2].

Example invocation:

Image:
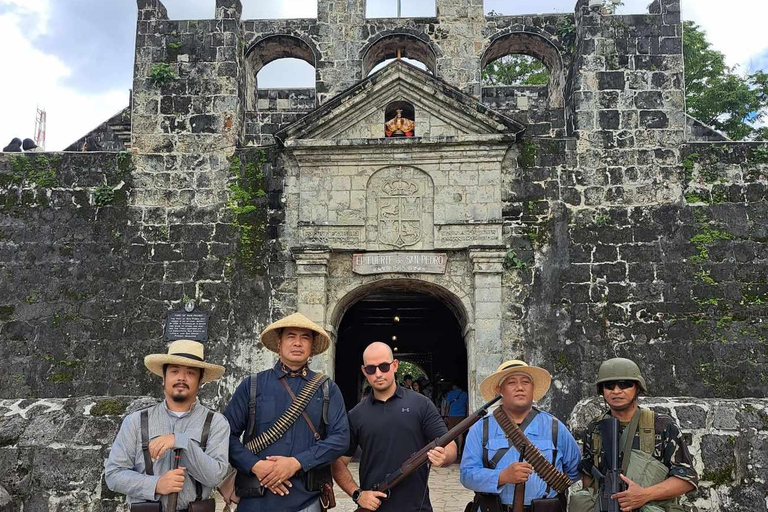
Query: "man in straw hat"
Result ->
[[331, 341, 456, 512], [105, 339, 230, 510], [569, 358, 696, 512], [224, 312, 349, 512], [460, 360, 581, 512]]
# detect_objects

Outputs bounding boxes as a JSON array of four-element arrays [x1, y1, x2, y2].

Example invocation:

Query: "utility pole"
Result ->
[[34, 106, 47, 150]]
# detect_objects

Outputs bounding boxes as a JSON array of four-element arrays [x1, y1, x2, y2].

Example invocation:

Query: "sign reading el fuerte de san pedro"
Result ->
[[353, 252, 448, 275]]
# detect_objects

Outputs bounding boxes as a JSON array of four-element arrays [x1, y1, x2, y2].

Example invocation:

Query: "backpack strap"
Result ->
[[639, 408, 655, 455], [320, 379, 330, 438], [545, 417, 559, 494], [245, 374, 258, 440], [481, 416, 511, 469], [140, 409, 153, 476], [195, 411, 215, 501]]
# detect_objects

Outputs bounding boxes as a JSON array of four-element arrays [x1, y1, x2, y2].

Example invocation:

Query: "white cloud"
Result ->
[[0, 4, 127, 150], [682, 0, 768, 71]]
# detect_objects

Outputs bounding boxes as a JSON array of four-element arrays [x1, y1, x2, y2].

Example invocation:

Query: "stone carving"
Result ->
[[385, 109, 415, 137], [436, 224, 502, 247], [300, 226, 364, 247], [378, 177, 422, 248]]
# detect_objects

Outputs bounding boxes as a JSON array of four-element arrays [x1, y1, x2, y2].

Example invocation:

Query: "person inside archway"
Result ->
[[443, 382, 469, 458], [401, 373, 414, 389], [332, 342, 457, 512], [461, 360, 581, 512]]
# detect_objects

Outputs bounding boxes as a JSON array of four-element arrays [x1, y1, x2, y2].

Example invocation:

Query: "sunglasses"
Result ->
[[363, 361, 394, 375], [601, 380, 636, 391]]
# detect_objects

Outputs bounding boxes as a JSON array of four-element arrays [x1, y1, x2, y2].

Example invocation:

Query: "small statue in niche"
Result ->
[[385, 108, 415, 137]]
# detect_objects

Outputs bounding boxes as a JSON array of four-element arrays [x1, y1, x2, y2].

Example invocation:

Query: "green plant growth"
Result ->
[[750, 146, 768, 163], [593, 213, 611, 226], [503, 250, 527, 270], [685, 193, 707, 204], [9, 155, 58, 188], [682, 153, 699, 182], [116, 152, 134, 176], [690, 226, 734, 262], [228, 153, 268, 275], [149, 63, 177, 87], [167, 41, 183, 61], [91, 398, 129, 416], [94, 185, 115, 207], [518, 140, 538, 170]]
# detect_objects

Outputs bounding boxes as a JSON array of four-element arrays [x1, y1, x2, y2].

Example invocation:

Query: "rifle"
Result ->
[[354, 394, 502, 512], [591, 417, 623, 512], [166, 449, 182, 512]]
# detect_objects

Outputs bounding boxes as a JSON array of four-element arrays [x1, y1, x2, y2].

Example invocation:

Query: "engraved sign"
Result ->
[[353, 252, 448, 275], [436, 224, 502, 247], [164, 310, 209, 342], [379, 178, 422, 248], [300, 226, 364, 247]]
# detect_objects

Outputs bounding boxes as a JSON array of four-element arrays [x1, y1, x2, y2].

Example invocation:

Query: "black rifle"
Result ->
[[591, 417, 624, 512], [354, 394, 502, 512]]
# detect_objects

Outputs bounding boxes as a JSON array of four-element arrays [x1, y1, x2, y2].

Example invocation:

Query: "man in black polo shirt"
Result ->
[[332, 342, 457, 511]]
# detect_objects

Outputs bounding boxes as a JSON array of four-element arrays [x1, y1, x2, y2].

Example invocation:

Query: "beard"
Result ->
[[169, 383, 190, 402]]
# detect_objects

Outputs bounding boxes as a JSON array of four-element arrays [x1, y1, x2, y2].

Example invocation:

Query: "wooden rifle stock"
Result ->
[[354, 395, 502, 512], [166, 449, 181, 512]]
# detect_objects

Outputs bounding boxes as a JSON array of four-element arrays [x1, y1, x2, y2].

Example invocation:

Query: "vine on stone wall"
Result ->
[[228, 152, 268, 276]]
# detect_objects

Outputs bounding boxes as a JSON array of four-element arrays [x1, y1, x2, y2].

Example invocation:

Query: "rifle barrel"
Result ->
[[355, 395, 502, 512], [166, 449, 181, 512]]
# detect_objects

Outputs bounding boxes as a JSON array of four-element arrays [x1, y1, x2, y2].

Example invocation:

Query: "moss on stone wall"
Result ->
[[91, 398, 129, 416]]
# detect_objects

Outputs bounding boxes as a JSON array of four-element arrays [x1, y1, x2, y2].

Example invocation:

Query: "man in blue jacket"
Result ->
[[224, 313, 350, 512]]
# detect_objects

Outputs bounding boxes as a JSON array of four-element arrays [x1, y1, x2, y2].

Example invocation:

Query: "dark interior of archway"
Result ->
[[335, 289, 467, 411]]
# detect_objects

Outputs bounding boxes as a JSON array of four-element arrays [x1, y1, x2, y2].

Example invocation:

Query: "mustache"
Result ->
[[172, 382, 190, 389]]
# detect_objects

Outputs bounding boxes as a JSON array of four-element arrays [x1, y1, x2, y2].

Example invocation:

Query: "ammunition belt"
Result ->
[[245, 373, 327, 454], [493, 408, 573, 494]]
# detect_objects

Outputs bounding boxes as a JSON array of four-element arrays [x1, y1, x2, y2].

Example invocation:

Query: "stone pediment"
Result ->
[[277, 60, 526, 144]]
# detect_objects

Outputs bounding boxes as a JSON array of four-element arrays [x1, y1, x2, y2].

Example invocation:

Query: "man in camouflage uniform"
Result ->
[[571, 358, 697, 512]]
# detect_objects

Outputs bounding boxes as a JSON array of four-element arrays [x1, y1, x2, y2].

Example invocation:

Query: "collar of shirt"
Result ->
[[160, 397, 199, 419], [272, 360, 314, 381], [371, 384, 404, 404]]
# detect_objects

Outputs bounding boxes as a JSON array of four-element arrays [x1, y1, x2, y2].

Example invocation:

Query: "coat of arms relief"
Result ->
[[378, 177, 422, 248]]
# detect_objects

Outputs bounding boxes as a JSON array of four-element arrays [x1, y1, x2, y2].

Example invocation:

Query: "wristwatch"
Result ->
[[352, 488, 363, 503]]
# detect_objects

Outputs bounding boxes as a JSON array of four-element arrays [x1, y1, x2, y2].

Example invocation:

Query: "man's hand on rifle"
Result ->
[[499, 461, 534, 485], [427, 443, 457, 467], [252, 459, 292, 496], [612, 474, 650, 512], [357, 490, 388, 510], [155, 466, 186, 495], [148, 434, 175, 461]]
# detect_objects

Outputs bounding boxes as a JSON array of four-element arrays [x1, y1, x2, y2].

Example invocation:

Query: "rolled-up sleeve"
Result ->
[[460, 421, 503, 494], [294, 382, 350, 471], [224, 376, 262, 474], [105, 414, 160, 501]]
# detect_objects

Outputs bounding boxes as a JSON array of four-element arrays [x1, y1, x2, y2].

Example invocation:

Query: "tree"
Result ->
[[482, 55, 550, 87], [684, 21, 768, 140]]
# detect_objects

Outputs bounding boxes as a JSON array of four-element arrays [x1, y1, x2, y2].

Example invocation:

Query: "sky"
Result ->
[[0, 0, 766, 150]]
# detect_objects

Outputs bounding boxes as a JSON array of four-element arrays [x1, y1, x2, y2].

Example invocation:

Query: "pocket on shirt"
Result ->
[[256, 396, 276, 426]]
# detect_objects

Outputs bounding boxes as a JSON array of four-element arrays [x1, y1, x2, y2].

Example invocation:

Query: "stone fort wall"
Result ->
[[0, 0, 767, 510]]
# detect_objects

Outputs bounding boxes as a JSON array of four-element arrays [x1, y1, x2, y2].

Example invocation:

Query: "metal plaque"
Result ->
[[163, 310, 209, 342]]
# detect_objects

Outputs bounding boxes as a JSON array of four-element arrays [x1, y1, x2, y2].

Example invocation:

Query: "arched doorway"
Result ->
[[333, 287, 468, 412]]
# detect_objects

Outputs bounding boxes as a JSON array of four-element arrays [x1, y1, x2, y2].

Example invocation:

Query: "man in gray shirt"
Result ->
[[105, 339, 231, 510]]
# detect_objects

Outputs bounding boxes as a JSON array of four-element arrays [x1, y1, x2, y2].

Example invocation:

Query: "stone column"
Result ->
[[294, 249, 334, 377], [467, 249, 506, 409]]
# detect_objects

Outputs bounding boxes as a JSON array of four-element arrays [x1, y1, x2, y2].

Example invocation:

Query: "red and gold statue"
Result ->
[[385, 109, 415, 137]]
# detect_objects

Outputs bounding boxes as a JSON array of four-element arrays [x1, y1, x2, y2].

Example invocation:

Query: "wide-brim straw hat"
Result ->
[[479, 359, 552, 402], [260, 312, 331, 356], [144, 339, 226, 384]]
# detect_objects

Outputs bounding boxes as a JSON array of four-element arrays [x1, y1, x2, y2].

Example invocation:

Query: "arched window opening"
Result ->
[[482, 54, 550, 86], [242, 0, 318, 19], [366, 0, 436, 18], [385, 101, 416, 137], [481, 32, 565, 107], [362, 34, 438, 76], [245, 35, 317, 110]]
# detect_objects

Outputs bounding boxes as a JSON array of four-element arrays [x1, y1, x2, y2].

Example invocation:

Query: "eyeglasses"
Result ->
[[601, 380, 636, 391], [363, 361, 394, 375]]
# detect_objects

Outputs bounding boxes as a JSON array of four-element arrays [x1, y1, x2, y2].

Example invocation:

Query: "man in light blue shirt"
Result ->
[[460, 360, 581, 511]]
